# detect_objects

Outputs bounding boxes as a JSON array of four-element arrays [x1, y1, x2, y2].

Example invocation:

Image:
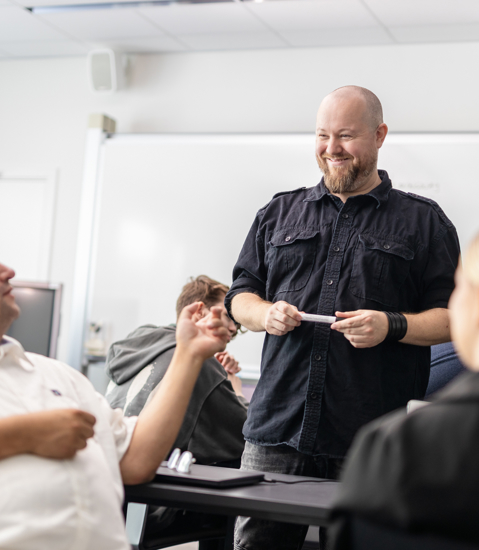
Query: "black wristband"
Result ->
[[384, 312, 408, 341]]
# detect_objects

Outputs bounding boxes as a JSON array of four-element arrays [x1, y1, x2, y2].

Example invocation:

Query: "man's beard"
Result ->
[[316, 151, 377, 194]]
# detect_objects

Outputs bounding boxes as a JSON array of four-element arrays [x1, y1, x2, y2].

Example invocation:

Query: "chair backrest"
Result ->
[[350, 516, 479, 550]]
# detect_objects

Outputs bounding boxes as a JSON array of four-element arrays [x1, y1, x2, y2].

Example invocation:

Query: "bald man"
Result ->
[[225, 86, 460, 550]]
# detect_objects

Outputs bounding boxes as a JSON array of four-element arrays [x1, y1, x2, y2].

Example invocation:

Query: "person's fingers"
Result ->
[[332, 313, 367, 331], [335, 310, 364, 318], [76, 410, 96, 427], [181, 301, 203, 320], [209, 306, 222, 320], [268, 312, 299, 330], [274, 302, 302, 323]]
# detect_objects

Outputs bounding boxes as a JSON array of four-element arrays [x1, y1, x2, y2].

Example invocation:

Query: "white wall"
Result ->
[[0, 41, 478, 363]]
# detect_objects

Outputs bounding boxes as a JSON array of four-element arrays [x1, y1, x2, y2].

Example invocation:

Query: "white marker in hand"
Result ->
[[300, 313, 337, 324]]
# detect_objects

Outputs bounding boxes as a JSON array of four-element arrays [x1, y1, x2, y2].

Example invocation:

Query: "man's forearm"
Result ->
[[119, 347, 204, 485], [231, 293, 271, 332], [0, 416, 35, 459], [402, 307, 450, 346]]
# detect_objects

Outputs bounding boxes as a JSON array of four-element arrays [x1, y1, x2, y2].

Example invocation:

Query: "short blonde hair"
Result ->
[[463, 234, 479, 287]]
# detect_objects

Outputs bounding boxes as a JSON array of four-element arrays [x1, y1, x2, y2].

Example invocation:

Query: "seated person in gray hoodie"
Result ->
[[105, 275, 248, 467]]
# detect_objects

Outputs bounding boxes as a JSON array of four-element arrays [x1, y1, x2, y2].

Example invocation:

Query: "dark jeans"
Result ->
[[234, 442, 344, 550]]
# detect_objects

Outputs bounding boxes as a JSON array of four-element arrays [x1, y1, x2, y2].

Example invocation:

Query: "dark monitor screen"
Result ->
[[6, 282, 62, 358]]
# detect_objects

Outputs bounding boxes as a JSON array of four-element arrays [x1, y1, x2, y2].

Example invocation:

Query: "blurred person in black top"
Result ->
[[225, 85, 460, 550], [329, 232, 479, 548]]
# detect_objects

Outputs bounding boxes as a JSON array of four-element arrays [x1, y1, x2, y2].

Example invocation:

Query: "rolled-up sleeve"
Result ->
[[225, 209, 268, 322], [419, 223, 460, 311], [96, 393, 138, 462]]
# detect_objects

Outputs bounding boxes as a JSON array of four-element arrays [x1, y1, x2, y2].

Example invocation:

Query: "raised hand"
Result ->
[[215, 351, 241, 375], [176, 302, 231, 360]]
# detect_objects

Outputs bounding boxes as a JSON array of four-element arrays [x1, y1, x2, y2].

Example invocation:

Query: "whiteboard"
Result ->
[[90, 133, 478, 379]]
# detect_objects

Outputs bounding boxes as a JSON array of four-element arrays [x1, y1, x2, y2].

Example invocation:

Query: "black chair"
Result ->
[[351, 516, 479, 550], [126, 502, 228, 550]]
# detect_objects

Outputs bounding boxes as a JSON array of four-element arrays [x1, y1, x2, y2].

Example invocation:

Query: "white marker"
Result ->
[[300, 313, 337, 324]]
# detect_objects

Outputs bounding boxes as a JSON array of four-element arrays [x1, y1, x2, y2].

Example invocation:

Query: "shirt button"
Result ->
[[333, 246, 340, 252], [285, 236, 291, 242], [326, 279, 333, 285], [342, 213, 349, 219], [310, 392, 318, 400], [383, 244, 390, 250], [314, 354, 321, 361]]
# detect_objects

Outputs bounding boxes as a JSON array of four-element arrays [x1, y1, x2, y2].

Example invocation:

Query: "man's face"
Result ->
[[0, 263, 20, 336], [315, 94, 381, 195]]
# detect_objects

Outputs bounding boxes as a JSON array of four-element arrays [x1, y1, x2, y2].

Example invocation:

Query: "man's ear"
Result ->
[[376, 123, 388, 149]]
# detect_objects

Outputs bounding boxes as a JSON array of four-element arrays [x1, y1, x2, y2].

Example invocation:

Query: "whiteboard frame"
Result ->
[[0, 170, 57, 281]]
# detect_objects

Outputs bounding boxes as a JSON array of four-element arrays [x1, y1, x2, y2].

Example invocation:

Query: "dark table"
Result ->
[[124, 467, 340, 549]]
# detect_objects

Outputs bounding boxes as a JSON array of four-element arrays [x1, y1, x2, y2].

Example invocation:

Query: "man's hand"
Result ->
[[176, 302, 231, 360], [331, 310, 389, 348], [29, 409, 96, 459], [215, 351, 241, 375], [264, 301, 302, 336]]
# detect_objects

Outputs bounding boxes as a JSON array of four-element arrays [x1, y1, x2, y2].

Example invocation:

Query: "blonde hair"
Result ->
[[463, 234, 479, 287]]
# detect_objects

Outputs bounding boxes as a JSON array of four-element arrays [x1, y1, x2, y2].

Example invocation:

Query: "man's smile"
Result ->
[[324, 157, 351, 168]]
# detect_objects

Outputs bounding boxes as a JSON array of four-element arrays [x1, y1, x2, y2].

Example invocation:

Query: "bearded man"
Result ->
[[225, 86, 460, 550]]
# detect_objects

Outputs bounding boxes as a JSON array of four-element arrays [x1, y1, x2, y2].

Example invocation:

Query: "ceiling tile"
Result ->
[[363, 0, 479, 27], [390, 23, 479, 44], [38, 9, 165, 41], [1, 39, 88, 56], [245, 0, 380, 31], [280, 26, 393, 47], [179, 31, 288, 51], [0, 5, 69, 41], [88, 35, 187, 53], [139, 3, 266, 35]]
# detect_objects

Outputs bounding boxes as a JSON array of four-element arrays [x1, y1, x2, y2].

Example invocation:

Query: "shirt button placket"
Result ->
[[299, 206, 355, 454]]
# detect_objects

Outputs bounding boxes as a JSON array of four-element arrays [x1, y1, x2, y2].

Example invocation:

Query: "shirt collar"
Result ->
[[303, 169, 392, 208], [0, 336, 34, 368]]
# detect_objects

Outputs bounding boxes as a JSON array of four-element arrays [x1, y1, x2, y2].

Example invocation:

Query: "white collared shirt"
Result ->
[[0, 337, 137, 550]]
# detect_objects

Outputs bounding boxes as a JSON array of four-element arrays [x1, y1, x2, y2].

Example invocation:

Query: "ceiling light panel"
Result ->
[[0, 5, 70, 41], [38, 8, 167, 40], [19, 0, 136, 7], [139, 3, 266, 35], [363, 0, 479, 27], [245, 0, 380, 31]]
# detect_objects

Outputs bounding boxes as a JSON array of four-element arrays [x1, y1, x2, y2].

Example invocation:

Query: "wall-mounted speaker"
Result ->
[[87, 49, 125, 94]]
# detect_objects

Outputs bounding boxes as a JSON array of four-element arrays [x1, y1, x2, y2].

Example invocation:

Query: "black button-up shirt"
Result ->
[[225, 171, 460, 458]]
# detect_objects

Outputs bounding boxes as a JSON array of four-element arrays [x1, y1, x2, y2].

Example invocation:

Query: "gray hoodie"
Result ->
[[105, 324, 248, 465]]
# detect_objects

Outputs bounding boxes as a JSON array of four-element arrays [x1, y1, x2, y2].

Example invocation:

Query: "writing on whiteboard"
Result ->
[[393, 182, 440, 200], [394, 182, 440, 193]]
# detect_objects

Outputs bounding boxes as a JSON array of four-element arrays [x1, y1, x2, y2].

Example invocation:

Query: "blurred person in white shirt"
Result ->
[[0, 261, 231, 550]]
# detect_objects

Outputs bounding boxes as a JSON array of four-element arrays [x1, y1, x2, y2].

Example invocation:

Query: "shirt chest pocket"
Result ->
[[349, 234, 414, 308], [266, 229, 319, 298]]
